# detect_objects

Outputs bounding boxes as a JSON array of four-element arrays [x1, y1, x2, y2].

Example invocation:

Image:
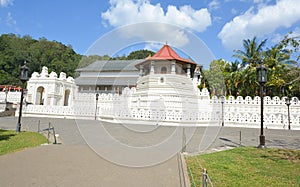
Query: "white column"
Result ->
[[187, 64, 191, 78], [150, 61, 155, 75], [139, 65, 144, 77], [171, 61, 176, 74]]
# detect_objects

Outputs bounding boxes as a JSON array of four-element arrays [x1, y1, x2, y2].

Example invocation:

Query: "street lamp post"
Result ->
[[95, 93, 99, 120], [256, 62, 267, 148], [16, 62, 29, 132], [220, 96, 225, 126], [285, 97, 291, 130]]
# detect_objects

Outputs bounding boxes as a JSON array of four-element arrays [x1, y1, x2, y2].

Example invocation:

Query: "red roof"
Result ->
[[143, 44, 196, 65]]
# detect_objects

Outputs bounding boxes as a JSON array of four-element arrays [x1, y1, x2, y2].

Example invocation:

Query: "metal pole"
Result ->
[[37, 120, 40, 132], [95, 96, 98, 120], [258, 83, 265, 148], [182, 128, 186, 153], [287, 104, 291, 130], [221, 101, 224, 126], [52, 127, 57, 144], [47, 122, 50, 144], [202, 169, 207, 187], [239, 130, 242, 146], [16, 83, 24, 132]]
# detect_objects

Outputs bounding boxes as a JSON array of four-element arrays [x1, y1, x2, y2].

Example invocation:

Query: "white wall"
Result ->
[[19, 88, 300, 130]]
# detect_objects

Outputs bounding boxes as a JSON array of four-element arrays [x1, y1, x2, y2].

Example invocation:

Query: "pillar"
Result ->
[[150, 61, 155, 75], [187, 64, 191, 78], [171, 61, 176, 74], [139, 65, 144, 77]]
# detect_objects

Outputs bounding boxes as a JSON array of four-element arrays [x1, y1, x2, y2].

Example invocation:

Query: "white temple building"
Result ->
[[26, 66, 76, 106], [8, 44, 299, 129], [75, 60, 143, 94]]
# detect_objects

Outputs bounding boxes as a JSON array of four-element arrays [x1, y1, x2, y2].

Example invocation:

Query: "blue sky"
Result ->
[[0, 0, 299, 68]]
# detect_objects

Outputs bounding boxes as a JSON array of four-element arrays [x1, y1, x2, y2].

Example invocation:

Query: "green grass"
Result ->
[[186, 147, 300, 187], [0, 130, 47, 156]]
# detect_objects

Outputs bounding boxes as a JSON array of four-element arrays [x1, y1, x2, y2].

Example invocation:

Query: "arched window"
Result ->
[[161, 67, 167, 74], [36, 86, 45, 105]]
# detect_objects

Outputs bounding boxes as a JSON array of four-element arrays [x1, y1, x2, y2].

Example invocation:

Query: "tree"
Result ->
[[263, 32, 300, 97], [0, 33, 81, 85], [233, 37, 267, 67], [204, 59, 226, 96], [126, 49, 155, 60]]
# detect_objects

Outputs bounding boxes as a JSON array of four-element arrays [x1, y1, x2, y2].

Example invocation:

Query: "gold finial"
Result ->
[[203, 82, 206, 88]]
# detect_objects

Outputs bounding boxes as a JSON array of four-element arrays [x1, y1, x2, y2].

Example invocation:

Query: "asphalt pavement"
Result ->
[[0, 117, 299, 187]]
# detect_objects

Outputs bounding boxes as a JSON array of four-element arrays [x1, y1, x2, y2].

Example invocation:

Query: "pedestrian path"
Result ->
[[0, 117, 299, 187]]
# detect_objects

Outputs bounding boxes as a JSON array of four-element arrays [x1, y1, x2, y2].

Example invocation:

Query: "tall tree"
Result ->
[[233, 37, 267, 67]]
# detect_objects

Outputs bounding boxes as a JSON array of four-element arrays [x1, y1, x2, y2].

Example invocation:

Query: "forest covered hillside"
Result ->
[[0, 33, 154, 86]]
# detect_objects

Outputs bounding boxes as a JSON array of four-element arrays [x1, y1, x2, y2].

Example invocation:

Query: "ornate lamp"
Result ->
[[256, 62, 268, 148], [16, 61, 29, 132]]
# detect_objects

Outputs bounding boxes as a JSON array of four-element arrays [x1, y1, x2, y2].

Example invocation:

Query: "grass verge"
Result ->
[[186, 147, 300, 187], [0, 129, 47, 156]]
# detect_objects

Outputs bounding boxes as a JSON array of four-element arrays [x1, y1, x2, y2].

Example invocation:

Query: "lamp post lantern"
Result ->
[[16, 61, 29, 132], [220, 96, 225, 126], [95, 93, 99, 120], [256, 62, 267, 148], [285, 97, 291, 130]]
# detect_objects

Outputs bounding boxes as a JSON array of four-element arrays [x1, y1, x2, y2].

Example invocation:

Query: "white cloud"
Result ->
[[101, 0, 211, 47], [144, 42, 163, 52], [0, 0, 13, 7], [218, 0, 300, 50], [115, 22, 190, 47], [102, 0, 211, 32], [208, 0, 220, 10], [271, 27, 300, 44], [6, 12, 16, 26], [231, 8, 238, 15]]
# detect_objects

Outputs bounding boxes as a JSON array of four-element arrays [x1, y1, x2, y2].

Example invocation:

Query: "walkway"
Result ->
[[0, 117, 299, 186]]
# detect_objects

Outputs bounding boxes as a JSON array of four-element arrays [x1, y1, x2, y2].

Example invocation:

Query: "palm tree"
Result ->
[[233, 37, 267, 67]]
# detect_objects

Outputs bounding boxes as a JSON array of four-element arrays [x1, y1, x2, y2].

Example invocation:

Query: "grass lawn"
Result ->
[[186, 147, 300, 187], [0, 129, 47, 156]]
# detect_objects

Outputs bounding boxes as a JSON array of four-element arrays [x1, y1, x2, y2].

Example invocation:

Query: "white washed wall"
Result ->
[[0, 92, 21, 103], [18, 90, 300, 129]]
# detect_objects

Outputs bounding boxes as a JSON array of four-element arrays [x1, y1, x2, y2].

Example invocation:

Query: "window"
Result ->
[[161, 67, 167, 74], [160, 77, 164, 83]]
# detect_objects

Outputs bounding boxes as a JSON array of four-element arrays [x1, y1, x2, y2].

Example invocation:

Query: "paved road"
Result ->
[[0, 117, 299, 187]]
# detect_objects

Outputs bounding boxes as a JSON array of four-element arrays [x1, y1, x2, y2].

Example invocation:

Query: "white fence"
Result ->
[[17, 91, 300, 130], [0, 92, 21, 103]]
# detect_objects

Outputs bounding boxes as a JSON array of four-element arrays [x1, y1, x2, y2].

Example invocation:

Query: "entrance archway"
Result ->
[[36, 86, 45, 105], [64, 89, 70, 106]]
